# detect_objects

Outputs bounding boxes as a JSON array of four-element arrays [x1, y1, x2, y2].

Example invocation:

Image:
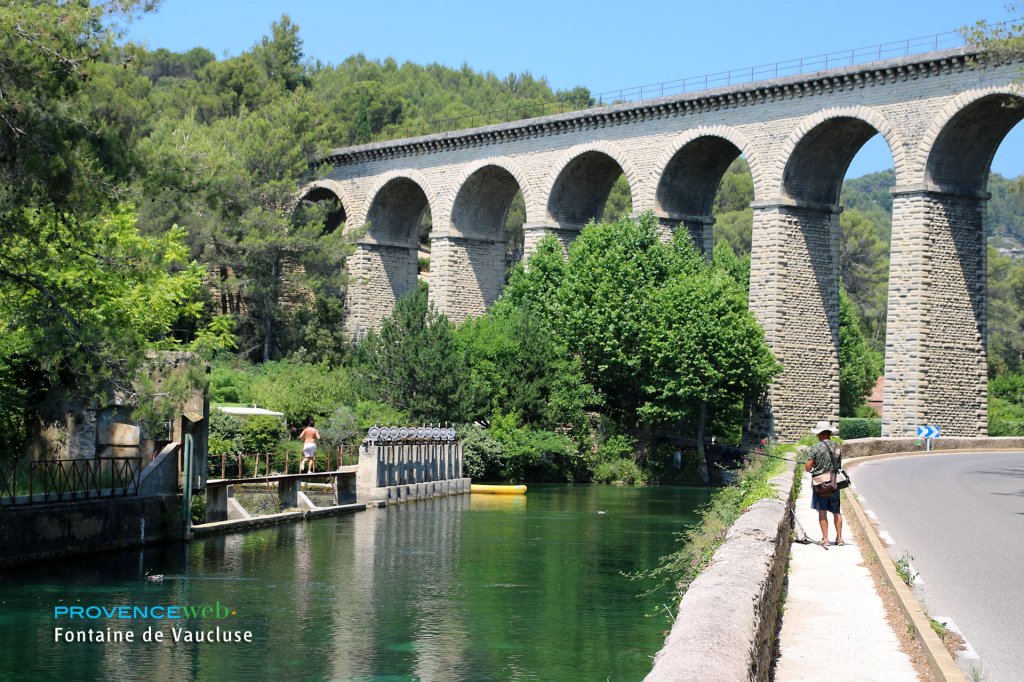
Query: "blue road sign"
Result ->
[[916, 425, 941, 438]]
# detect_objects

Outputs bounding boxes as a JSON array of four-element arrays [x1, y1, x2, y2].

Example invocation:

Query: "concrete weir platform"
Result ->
[[362, 477, 472, 503], [356, 433, 470, 503], [191, 502, 366, 537]]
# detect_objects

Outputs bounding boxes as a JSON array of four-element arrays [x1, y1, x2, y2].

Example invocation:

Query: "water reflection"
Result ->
[[0, 485, 707, 681]]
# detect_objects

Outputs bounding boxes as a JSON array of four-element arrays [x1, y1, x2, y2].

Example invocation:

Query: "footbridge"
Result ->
[[307, 46, 1023, 441]]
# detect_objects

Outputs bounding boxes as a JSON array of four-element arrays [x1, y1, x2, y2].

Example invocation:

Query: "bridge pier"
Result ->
[[430, 233, 507, 323], [205, 485, 250, 523], [522, 222, 580, 257], [655, 214, 714, 256], [882, 189, 987, 437], [345, 241, 418, 338], [749, 201, 841, 442], [278, 479, 299, 508]]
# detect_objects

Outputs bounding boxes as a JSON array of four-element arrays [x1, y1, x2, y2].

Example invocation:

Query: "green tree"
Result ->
[[639, 265, 780, 481], [553, 215, 696, 424], [200, 90, 349, 361], [840, 208, 890, 350], [1, 206, 205, 393], [457, 305, 592, 433], [988, 247, 1024, 374], [601, 175, 633, 222], [352, 288, 470, 421], [839, 288, 883, 416], [254, 15, 309, 93], [712, 158, 754, 255], [502, 214, 776, 471]]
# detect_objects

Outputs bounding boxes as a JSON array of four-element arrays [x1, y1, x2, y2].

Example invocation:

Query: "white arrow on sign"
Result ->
[[916, 425, 941, 438]]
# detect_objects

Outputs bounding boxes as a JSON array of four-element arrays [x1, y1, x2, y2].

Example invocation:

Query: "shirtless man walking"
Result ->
[[298, 418, 320, 473]]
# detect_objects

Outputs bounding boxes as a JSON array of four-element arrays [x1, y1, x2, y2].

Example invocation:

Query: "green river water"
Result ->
[[0, 484, 709, 681]]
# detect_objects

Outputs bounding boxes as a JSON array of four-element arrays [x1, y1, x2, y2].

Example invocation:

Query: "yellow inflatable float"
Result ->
[[470, 484, 527, 495]]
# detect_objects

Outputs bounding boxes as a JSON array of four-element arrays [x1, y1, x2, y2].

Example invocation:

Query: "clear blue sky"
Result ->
[[125, 0, 1024, 178]]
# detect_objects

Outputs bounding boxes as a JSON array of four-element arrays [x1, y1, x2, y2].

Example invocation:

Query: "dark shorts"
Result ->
[[811, 490, 841, 513]]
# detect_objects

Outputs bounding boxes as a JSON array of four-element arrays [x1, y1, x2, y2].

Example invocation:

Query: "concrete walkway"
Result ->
[[774, 473, 920, 681]]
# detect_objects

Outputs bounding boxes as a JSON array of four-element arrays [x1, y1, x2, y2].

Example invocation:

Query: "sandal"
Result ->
[[835, 540, 845, 546], [818, 539, 829, 548]]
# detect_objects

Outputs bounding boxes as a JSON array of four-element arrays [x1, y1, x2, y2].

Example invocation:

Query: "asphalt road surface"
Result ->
[[850, 451, 1024, 682]]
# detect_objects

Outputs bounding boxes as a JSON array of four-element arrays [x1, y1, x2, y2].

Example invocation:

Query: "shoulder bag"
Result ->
[[811, 441, 850, 496]]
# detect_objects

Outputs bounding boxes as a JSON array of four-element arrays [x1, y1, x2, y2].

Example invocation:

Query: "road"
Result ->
[[850, 451, 1024, 682]]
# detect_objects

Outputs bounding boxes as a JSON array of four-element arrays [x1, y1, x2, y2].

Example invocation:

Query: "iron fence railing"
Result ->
[[208, 444, 360, 481], [374, 28, 973, 142], [0, 457, 141, 505]]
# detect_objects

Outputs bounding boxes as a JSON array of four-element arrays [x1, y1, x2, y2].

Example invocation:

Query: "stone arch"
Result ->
[[296, 179, 352, 235], [916, 87, 1024, 196], [777, 106, 907, 207], [428, 159, 530, 323], [443, 157, 532, 239], [345, 170, 433, 338], [649, 126, 766, 217], [362, 170, 436, 247], [544, 141, 640, 228]]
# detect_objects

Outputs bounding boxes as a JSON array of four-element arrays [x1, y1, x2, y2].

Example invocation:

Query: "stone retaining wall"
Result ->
[[0, 495, 182, 568], [647, 460, 797, 682], [841, 436, 1024, 459]]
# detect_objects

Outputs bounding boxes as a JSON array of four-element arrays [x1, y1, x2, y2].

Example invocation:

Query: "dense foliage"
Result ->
[[6, 4, 1024, 472]]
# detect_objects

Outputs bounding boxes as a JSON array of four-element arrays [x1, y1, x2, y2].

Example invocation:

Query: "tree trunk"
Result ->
[[262, 256, 279, 363], [696, 400, 710, 485]]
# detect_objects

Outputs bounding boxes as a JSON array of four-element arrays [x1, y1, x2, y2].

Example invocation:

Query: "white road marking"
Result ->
[[907, 563, 924, 585], [933, 617, 981, 660], [878, 530, 895, 546], [866, 509, 879, 521]]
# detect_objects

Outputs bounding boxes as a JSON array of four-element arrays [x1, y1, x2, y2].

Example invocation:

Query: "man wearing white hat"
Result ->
[[804, 420, 844, 547]]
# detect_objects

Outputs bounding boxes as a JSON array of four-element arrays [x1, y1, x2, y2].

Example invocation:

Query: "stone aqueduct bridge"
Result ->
[[304, 47, 1023, 441]]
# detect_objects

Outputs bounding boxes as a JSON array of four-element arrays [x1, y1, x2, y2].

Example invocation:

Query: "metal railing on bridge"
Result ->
[[374, 28, 972, 142], [210, 445, 359, 481], [1, 457, 142, 506]]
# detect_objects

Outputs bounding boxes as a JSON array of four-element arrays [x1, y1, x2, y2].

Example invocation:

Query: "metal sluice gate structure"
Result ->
[[357, 425, 471, 502]]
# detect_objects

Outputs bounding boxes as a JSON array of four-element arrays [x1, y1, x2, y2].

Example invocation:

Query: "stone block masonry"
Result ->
[[308, 47, 1022, 439]]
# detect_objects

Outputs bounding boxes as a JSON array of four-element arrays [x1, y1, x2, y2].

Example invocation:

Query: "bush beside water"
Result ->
[[635, 442, 793, 597]]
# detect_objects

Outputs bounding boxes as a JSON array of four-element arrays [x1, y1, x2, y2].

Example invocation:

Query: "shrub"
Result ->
[[247, 361, 355, 427], [208, 364, 252, 404], [990, 396, 1024, 436], [839, 417, 881, 440], [190, 492, 207, 525], [241, 415, 286, 455], [320, 405, 359, 458], [593, 457, 647, 485], [488, 413, 576, 481], [595, 434, 635, 464], [458, 423, 507, 481], [991, 372, 1024, 405], [208, 410, 244, 476]]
